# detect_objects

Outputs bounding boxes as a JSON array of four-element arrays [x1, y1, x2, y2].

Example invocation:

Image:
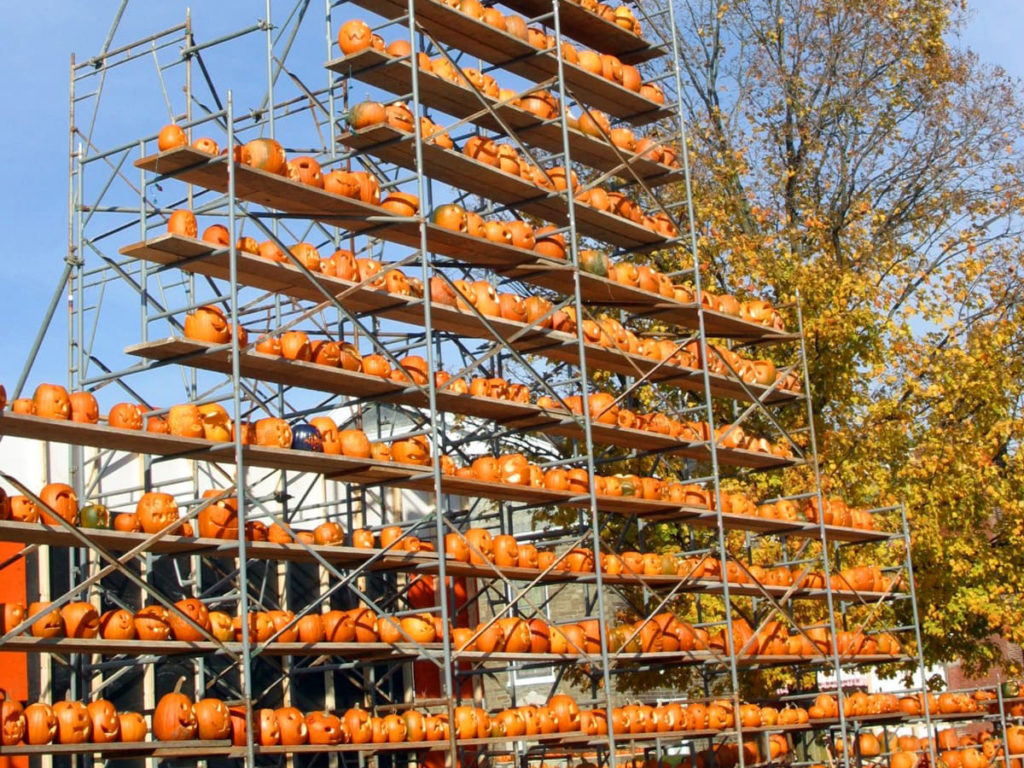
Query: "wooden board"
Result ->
[[328, 49, 681, 183], [498, 0, 667, 63], [354, 0, 666, 65], [122, 238, 802, 411], [328, 43, 670, 127], [124, 231, 796, 346], [0, 520, 438, 567], [339, 124, 672, 248], [126, 339, 803, 453]]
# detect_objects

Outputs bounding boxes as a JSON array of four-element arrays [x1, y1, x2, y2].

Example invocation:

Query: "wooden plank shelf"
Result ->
[[124, 231, 796, 346], [0, 413, 802, 512], [0, 741, 236, 759], [0, 500, 890, 584], [0, 637, 903, 672], [329, 49, 680, 183], [498, 0, 667, 64], [0, 520, 438, 567], [354, 0, 666, 65], [126, 339, 802, 455], [121, 238, 801, 410], [328, 36, 671, 127], [339, 123, 673, 248]]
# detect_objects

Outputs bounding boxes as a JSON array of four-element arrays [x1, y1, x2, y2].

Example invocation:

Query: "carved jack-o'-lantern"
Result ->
[[184, 305, 232, 344], [109, 402, 143, 430], [136, 491, 180, 534], [197, 403, 232, 442], [254, 418, 293, 449], [167, 404, 205, 439], [33, 383, 71, 420], [69, 391, 99, 424], [39, 483, 79, 526]]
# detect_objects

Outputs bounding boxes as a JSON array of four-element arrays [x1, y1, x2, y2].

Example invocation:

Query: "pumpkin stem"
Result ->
[[173, 675, 187, 695]]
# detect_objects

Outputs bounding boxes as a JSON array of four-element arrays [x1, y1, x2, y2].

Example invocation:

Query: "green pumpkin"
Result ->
[[79, 503, 111, 529], [579, 250, 610, 277], [1003, 681, 1020, 698]]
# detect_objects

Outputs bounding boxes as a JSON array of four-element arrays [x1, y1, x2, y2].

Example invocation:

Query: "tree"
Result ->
[[648, 0, 1024, 675]]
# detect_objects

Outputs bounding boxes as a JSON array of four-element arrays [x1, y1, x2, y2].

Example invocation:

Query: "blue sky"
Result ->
[[0, 1, 1020, 400]]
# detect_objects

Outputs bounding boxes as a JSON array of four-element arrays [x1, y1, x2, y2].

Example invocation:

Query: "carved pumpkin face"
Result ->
[[309, 417, 341, 455], [153, 690, 197, 741], [118, 711, 148, 742], [195, 698, 232, 740], [1, 695, 25, 746], [99, 609, 136, 640], [108, 402, 143, 430], [134, 605, 171, 641], [391, 435, 431, 465], [275, 707, 308, 745], [33, 383, 70, 420], [197, 403, 232, 442], [39, 483, 78, 525], [184, 305, 231, 344], [60, 601, 99, 638], [24, 702, 57, 745], [209, 611, 234, 642], [69, 391, 99, 423], [53, 700, 92, 744], [136, 491, 179, 534], [167, 598, 211, 642], [9, 495, 39, 523], [167, 404, 204, 439], [307, 711, 344, 745], [254, 418, 292, 448], [87, 699, 120, 743]]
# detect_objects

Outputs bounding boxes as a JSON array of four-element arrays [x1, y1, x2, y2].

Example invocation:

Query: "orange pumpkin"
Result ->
[[109, 402, 143, 430], [60, 602, 99, 638], [53, 699, 92, 744], [136, 491, 179, 533], [39, 482, 78, 525], [69, 391, 99, 423], [24, 702, 57, 745], [153, 684, 197, 741], [87, 699, 121, 743], [33, 383, 71, 420], [307, 711, 344, 745], [118, 711, 148, 742], [254, 418, 292, 448]]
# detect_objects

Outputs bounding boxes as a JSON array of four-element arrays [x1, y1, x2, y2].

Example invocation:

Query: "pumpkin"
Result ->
[[274, 707, 308, 745], [254, 417, 292, 448], [39, 482, 78, 525], [118, 711, 148, 742], [391, 436, 430, 465], [307, 711, 344, 745], [548, 695, 580, 732], [87, 699, 120, 743], [11, 398, 35, 415], [136, 491, 179, 533], [33, 383, 71, 420], [167, 404, 204, 438], [60, 601, 99, 638], [134, 605, 171, 641], [153, 680, 197, 741], [286, 156, 323, 188], [79, 502, 110, 529], [239, 138, 287, 175], [99, 608, 136, 640], [0, 602, 25, 633], [0, 693, 26, 746], [28, 602, 64, 638], [53, 699, 92, 744], [69, 391, 99, 423], [24, 702, 57, 745], [338, 19, 373, 54], [167, 598, 210, 642], [157, 124, 187, 151], [184, 305, 232, 344]]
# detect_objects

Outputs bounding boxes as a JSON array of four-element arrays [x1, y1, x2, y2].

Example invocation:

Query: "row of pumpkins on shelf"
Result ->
[[337, 16, 663, 102], [24, 685, 1004, 750], [870, 729, 1023, 768], [0, 590, 899, 660], [13, 380, 794, 460], [442, 529, 890, 586], [160, 118, 677, 241], [166, 201, 788, 334], [180, 305, 796, 398], [344, 99, 679, 237]]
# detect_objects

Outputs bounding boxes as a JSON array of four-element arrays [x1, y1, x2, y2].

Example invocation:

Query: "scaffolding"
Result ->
[[0, 1, 987, 767]]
